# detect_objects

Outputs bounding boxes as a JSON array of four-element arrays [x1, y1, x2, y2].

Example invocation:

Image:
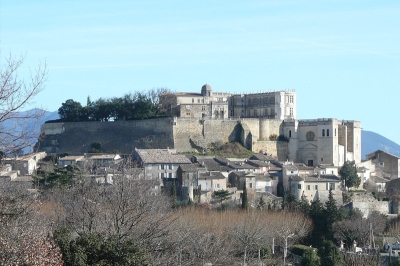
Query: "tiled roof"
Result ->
[[199, 171, 226, 180], [90, 154, 118, 160], [59, 156, 85, 161], [136, 149, 191, 164], [179, 164, 198, 172], [290, 174, 341, 182]]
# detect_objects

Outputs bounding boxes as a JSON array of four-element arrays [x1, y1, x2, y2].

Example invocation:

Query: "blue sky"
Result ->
[[1, 1, 399, 143]]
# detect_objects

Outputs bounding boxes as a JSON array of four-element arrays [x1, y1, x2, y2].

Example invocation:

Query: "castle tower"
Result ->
[[201, 84, 212, 97]]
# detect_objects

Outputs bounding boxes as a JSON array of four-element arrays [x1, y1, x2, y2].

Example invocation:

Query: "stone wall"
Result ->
[[173, 118, 243, 152], [346, 192, 391, 217], [252, 141, 289, 161], [39, 118, 174, 154], [38, 117, 292, 157]]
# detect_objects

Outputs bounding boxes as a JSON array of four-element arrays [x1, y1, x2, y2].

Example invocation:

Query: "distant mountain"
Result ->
[[362, 130, 400, 160], [1, 109, 59, 154]]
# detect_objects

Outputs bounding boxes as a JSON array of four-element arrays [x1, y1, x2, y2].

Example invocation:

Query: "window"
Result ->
[[192, 98, 194, 103], [201, 105, 205, 111], [247, 98, 251, 106], [335, 128, 337, 136], [169, 173, 173, 178], [314, 185, 318, 190], [169, 164, 173, 170], [289, 130, 292, 138], [147, 164, 152, 170], [247, 110, 250, 117], [298, 184, 302, 189], [230, 110, 234, 116], [321, 158, 323, 162], [290, 108, 293, 116], [186, 112, 190, 116], [306, 131, 315, 141], [307, 185, 311, 190], [215, 183, 220, 188], [289, 95, 294, 103], [322, 129, 325, 136], [249, 183, 253, 188], [327, 129, 330, 137], [197, 99, 200, 103]]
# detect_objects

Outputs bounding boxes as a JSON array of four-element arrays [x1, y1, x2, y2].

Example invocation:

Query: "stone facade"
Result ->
[[38, 116, 361, 168], [365, 150, 400, 180], [161, 84, 296, 120], [283, 118, 361, 166]]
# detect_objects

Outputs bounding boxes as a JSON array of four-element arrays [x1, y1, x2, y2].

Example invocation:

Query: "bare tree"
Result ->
[[270, 211, 313, 265], [0, 183, 63, 265], [0, 52, 47, 155]]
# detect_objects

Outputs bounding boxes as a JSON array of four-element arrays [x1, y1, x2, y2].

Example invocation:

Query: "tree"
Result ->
[[58, 99, 83, 122], [90, 141, 102, 153], [257, 195, 266, 211], [241, 182, 249, 210], [339, 161, 360, 190], [0, 53, 47, 155], [318, 240, 340, 266], [53, 230, 147, 266], [214, 189, 231, 209], [324, 189, 340, 241]]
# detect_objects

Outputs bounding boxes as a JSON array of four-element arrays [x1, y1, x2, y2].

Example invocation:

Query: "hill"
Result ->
[[361, 130, 400, 160]]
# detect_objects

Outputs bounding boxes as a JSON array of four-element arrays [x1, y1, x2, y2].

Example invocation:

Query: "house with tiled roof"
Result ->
[[289, 174, 343, 204], [365, 150, 400, 180], [58, 155, 85, 166], [198, 171, 227, 203], [133, 148, 192, 189]]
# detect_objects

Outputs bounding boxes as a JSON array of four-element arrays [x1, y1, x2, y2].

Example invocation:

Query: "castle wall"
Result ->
[[252, 141, 289, 161], [39, 118, 174, 154]]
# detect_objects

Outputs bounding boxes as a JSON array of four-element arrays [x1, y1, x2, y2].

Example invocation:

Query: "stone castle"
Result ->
[[38, 84, 361, 167]]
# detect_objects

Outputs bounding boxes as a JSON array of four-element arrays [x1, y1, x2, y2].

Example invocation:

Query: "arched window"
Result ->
[[322, 129, 325, 136], [327, 129, 330, 137], [289, 130, 292, 138]]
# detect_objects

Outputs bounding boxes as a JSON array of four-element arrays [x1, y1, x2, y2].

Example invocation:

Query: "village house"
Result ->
[[3, 152, 47, 175], [289, 174, 343, 204], [88, 154, 122, 167], [133, 148, 192, 189], [365, 150, 400, 180], [197, 171, 227, 203], [58, 155, 85, 167]]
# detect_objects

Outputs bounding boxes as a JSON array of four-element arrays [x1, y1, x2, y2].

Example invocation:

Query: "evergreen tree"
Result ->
[[299, 193, 310, 214], [257, 195, 266, 211], [282, 190, 297, 210], [324, 189, 340, 241], [213, 190, 231, 209], [339, 161, 360, 190], [308, 199, 325, 247], [241, 182, 248, 210], [319, 240, 341, 266], [170, 180, 177, 206]]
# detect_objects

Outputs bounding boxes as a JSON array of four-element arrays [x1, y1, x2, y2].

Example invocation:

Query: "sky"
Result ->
[[1, 1, 399, 144]]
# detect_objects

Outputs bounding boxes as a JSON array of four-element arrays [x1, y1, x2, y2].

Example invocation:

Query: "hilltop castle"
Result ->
[[39, 84, 360, 167]]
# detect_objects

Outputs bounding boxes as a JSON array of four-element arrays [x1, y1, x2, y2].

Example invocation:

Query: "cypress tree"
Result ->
[[241, 181, 248, 210], [324, 189, 339, 241]]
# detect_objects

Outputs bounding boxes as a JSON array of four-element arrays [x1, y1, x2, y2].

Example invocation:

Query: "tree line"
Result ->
[[57, 88, 174, 122]]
